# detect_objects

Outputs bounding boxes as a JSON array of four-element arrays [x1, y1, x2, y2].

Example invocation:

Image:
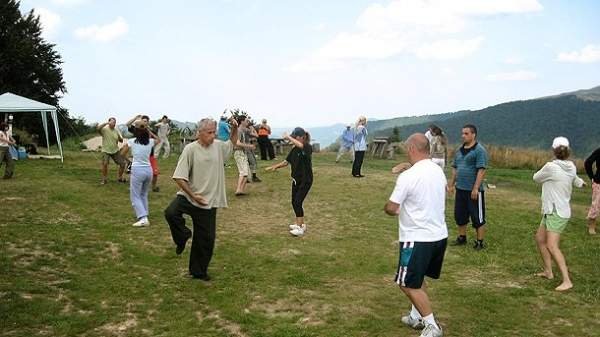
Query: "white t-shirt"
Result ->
[[389, 159, 448, 242], [156, 122, 170, 138], [127, 138, 155, 167]]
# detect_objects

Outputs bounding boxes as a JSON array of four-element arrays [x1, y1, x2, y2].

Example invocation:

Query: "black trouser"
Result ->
[[164, 195, 217, 277], [292, 179, 312, 217], [0, 147, 14, 178], [258, 136, 275, 160], [352, 150, 365, 176]]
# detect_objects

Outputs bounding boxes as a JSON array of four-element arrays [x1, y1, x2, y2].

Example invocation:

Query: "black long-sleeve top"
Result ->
[[584, 148, 600, 183]]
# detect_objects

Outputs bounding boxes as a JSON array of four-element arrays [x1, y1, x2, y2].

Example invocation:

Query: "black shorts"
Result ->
[[394, 239, 447, 289], [454, 189, 486, 228]]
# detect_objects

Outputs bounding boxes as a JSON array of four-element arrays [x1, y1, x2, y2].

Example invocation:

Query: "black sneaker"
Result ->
[[451, 237, 467, 246], [253, 176, 262, 183], [473, 241, 485, 250], [191, 274, 211, 281]]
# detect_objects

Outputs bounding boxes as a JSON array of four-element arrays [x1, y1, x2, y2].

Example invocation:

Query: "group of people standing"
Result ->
[[97, 114, 172, 227]]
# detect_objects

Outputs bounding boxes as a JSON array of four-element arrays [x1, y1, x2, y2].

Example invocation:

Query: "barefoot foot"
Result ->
[[589, 227, 597, 235], [555, 282, 573, 291], [535, 271, 554, 280]]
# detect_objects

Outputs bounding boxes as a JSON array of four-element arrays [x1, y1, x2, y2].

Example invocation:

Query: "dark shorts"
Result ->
[[454, 189, 486, 228], [394, 239, 447, 289]]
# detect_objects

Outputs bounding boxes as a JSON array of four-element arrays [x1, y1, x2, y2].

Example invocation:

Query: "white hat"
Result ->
[[552, 136, 569, 149]]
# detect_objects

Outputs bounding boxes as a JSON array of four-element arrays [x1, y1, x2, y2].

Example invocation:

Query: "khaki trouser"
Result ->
[[0, 146, 15, 178]]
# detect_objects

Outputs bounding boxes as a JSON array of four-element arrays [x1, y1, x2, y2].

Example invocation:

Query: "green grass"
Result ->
[[1, 150, 599, 336]]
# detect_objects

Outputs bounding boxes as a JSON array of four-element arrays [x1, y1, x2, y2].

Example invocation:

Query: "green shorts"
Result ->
[[540, 212, 569, 234]]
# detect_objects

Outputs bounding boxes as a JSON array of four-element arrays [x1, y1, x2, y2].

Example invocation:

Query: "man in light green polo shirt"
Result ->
[[164, 117, 238, 281], [97, 117, 126, 185]]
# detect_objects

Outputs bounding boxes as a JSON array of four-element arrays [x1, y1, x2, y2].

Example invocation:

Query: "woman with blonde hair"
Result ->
[[352, 116, 368, 178], [533, 137, 585, 291]]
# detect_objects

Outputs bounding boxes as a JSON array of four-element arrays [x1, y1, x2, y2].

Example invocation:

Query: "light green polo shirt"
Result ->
[[100, 126, 121, 154]]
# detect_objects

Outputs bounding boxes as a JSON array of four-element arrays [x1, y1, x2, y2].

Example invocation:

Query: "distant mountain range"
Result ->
[[166, 85, 600, 156], [372, 85, 600, 156]]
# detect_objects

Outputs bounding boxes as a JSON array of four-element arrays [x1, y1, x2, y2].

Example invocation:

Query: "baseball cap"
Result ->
[[291, 127, 306, 137], [552, 136, 569, 149]]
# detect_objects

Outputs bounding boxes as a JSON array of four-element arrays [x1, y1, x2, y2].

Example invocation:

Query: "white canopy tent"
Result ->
[[0, 92, 64, 162]]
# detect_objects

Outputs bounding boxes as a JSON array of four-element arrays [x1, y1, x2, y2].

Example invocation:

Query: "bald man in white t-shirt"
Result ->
[[385, 133, 448, 337]]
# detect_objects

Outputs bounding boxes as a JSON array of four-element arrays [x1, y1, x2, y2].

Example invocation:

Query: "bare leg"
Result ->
[[476, 224, 486, 240], [118, 164, 125, 180], [534, 226, 554, 279], [295, 216, 304, 226], [458, 224, 467, 237], [588, 218, 597, 235], [546, 231, 572, 291], [400, 286, 432, 317], [101, 162, 108, 182], [235, 176, 247, 194]]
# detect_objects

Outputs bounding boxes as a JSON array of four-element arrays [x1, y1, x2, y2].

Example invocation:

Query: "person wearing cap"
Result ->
[[447, 124, 488, 250], [257, 119, 276, 160], [583, 146, 600, 235], [336, 125, 355, 163], [266, 127, 313, 237], [533, 136, 585, 291], [154, 115, 171, 159], [352, 116, 368, 177]]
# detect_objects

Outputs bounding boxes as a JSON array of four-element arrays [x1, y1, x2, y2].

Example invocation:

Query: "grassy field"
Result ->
[[1, 149, 599, 337]]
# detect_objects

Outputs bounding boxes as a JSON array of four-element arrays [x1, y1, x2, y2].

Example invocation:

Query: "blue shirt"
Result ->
[[452, 143, 488, 191], [341, 129, 354, 147], [217, 120, 230, 141], [354, 125, 368, 151]]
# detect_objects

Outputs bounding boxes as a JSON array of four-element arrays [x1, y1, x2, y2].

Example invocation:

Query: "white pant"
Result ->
[[154, 137, 170, 158], [431, 158, 445, 169]]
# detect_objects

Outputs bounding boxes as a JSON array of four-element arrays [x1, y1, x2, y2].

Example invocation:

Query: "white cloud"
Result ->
[[74, 17, 128, 42], [557, 44, 600, 63], [289, 0, 542, 72], [486, 70, 537, 81], [415, 37, 484, 60], [35, 7, 61, 38], [504, 56, 523, 65]]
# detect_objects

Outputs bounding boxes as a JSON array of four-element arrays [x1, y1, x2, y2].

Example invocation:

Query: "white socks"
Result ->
[[422, 313, 439, 329], [410, 305, 422, 319]]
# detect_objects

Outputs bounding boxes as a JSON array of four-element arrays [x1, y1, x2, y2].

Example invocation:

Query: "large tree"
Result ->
[[0, 0, 88, 143]]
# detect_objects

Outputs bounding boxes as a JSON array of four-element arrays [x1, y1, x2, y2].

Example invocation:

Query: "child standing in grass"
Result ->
[[533, 137, 585, 291], [266, 127, 313, 237]]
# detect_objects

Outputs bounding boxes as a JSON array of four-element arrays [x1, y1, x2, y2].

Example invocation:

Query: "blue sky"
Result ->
[[20, 0, 600, 128]]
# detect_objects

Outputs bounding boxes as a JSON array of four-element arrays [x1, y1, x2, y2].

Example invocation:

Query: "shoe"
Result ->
[[118, 178, 128, 183], [451, 237, 467, 246], [100, 179, 107, 185], [253, 176, 262, 183], [352, 174, 365, 178], [401, 315, 425, 330], [290, 227, 305, 236], [132, 219, 149, 227], [288, 224, 306, 231], [176, 234, 191, 255], [191, 274, 211, 281], [420, 322, 443, 337], [473, 241, 485, 250], [152, 186, 160, 192]]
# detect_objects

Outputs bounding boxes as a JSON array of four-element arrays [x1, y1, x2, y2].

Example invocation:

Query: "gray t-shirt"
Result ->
[[173, 140, 233, 209]]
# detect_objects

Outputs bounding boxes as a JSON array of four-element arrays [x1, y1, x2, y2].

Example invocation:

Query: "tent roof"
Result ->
[[0, 92, 56, 112]]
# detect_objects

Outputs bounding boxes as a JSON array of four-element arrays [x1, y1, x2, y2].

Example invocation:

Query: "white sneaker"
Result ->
[[419, 323, 443, 337], [132, 219, 149, 227], [290, 227, 304, 236], [288, 224, 307, 231], [401, 315, 425, 329]]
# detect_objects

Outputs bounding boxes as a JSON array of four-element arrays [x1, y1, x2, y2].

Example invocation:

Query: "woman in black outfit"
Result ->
[[266, 127, 313, 237]]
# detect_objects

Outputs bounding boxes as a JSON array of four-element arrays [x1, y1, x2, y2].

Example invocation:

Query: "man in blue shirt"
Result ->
[[336, 125, 355, 163], [448, 124, 488, 250], [217, 115, 231, 142]]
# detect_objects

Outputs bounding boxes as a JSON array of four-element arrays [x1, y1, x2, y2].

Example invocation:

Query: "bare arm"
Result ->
[[96, 122, 108, 132], [471, 168, 486, 200], [286, 135, 304, 149], [447, 168, 457, 193], [384, 200, 400, 216], [173, 178, 208, 206], [126, 115, 141, 127], [266, 160, 289, 171], [119, 143, 129, 157]]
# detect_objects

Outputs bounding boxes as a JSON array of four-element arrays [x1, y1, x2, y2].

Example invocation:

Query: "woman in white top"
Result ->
[[533, 137, 585, 291], [0, 122, 16, 179], [352, 116, 368, 178], [120, 122, 160, 227]]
